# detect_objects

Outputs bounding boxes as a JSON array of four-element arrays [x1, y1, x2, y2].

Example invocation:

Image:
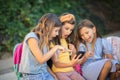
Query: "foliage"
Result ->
[[0, 0, 119, 53]]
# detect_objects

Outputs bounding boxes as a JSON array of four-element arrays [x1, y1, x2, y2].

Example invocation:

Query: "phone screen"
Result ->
[[75, 51, 85, 59]]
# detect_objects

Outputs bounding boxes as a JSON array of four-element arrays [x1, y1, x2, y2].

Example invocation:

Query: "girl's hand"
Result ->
[[55, 45, 65, 52], [68, 43, 76, 53], [84, 51, 92, 58], [89, 51, 94, 57], [70, 54, 82, 66], [53, 75, 58, 80], [77, 52, 91, 65]]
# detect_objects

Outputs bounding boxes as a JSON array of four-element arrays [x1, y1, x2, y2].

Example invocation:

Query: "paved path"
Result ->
[[0, 72, 17, 80], [0, 57, 17, 80]]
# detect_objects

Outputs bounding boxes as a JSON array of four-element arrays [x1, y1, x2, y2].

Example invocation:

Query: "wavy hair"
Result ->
[[31, 13, 62, 49]]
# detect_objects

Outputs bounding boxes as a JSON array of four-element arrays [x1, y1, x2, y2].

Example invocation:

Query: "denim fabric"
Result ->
[[22, 71, 54, 80], [19, 32, 53, 80]]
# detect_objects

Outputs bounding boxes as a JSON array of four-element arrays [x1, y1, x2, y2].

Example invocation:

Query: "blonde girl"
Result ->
[[19, 13, 65, 80]]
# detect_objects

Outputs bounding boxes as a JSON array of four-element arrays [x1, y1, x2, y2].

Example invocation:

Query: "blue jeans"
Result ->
[[22, 71, 54, 80]]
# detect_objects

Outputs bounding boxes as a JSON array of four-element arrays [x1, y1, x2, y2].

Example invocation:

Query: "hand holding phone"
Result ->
[[75, 51, 85, 59]]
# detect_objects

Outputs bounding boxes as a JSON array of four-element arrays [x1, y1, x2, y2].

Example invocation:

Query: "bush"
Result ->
[[0, 0, 113, 53]]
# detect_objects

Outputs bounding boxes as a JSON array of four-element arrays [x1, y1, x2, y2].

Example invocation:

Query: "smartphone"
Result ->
[[75, 51, 85, 59]]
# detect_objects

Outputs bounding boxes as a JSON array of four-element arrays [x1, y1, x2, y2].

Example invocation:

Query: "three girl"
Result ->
[[19, 12, 119, 80]]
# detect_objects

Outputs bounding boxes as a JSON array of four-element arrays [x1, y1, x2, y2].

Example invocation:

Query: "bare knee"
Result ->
[[104, 60, 112, 69]]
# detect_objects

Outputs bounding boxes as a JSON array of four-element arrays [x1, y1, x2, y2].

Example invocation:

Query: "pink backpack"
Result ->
[[73, 64, 82, 75], [13, 43, 23, 80]]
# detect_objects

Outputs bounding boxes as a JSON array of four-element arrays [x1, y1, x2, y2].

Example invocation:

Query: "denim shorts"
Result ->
[[22, 72, 54, 80]]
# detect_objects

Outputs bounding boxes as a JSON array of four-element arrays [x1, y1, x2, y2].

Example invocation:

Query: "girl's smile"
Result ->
[[80, 27, 95, 43]]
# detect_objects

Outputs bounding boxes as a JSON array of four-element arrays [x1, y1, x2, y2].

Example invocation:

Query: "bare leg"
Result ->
[[110, 64, 120, 80], [116, 64, 120, 78], [98, 60, 112, 80], [110, 72, 116, 80], [116, 71, 120, 80]]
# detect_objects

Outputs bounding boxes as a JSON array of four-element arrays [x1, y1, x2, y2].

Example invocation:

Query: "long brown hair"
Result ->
[[59, 12, 76, 44], [75, 19, 101, 50], [31, 13, 62, 49]]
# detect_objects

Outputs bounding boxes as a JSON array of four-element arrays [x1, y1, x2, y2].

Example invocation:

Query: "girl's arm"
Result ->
[[105, 54, 114, 59], [28, 38, 65, 64], [68, 43, 88, 65], [51, 53, 80, 68], [78, 51, 91, 65], [68, 43, 76, 58]]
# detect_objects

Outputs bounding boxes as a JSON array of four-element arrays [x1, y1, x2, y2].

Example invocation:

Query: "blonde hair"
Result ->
[[31, 13, 62, 49]]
